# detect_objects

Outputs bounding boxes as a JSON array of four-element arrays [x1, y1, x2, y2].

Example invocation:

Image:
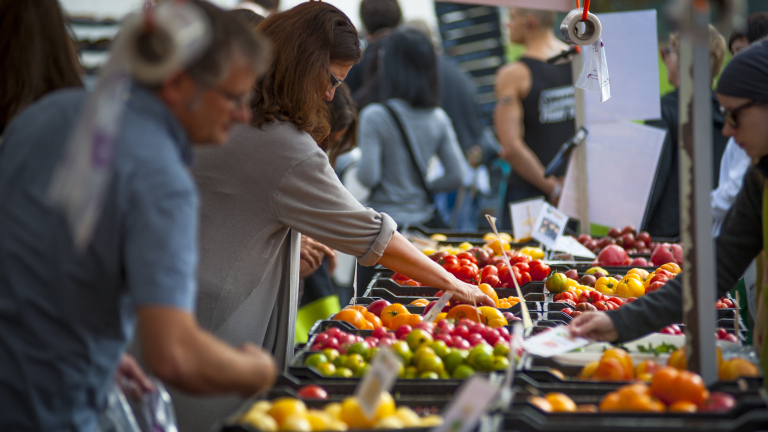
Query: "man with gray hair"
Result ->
[[0, 2, 274, 430], [495, 8, 575, 231]]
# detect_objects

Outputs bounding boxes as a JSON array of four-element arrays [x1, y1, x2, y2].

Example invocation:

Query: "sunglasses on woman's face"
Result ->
[[720, 100, 765, 129], [329, 71, 342, 90]]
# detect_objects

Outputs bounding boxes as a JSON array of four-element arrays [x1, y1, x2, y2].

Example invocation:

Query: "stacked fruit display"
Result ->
[[577, 226, 652, 255], [577, 226, 684, 268], [238, 392, 443, 431], [545, 264, 682, 301], [306, 320, 516, 379]]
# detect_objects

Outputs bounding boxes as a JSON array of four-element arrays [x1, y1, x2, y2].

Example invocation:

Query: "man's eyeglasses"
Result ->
[[720, 100, 765, 129], [330, 71, 343, 90], [211, 86, 254, 110]]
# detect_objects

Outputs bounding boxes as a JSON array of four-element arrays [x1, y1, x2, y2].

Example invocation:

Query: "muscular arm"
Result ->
[[137, 307, 277, 397], [494, 63, 559, 196], [377, 232, 495, 307]]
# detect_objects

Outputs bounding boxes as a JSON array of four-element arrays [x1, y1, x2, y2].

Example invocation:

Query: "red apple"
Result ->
[[377, 338, 395, 348], [497, 326, 511, 341], [372, 326, 389, 339], [452, 325, 470, 339], [395, 325, 413, 339], [716, 328, 728, 340], [468, 333, 486, 346], [700, 392, 736, 412], [366, 299, 391, 317]]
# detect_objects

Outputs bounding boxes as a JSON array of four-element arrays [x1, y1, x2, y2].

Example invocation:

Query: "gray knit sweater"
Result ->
[[357, 99, 466, 227]]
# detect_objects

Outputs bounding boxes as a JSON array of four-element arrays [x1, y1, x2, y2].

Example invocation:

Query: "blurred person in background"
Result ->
[[355, 26, 466, 290], [0, 2, 276, 430], [0, 0, 82, 137], [229, 7, 266, 28], [233, 0, 277, 18], [571, 42, 768, 377], [495, 8, 574, 231], [183, 4, 495, 431], [643, 25, 727, 239], [345, 0, 402, 94]]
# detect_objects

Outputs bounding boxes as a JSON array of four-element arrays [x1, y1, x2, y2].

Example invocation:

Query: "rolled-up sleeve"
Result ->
[[275, 150, 397, 266]]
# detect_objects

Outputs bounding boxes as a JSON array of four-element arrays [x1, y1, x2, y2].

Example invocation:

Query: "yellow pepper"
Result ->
[[519, 246, 545, 260], [595, 277, 619, 294], [615, 278, 645, 298], [478, 306, 509, 328]]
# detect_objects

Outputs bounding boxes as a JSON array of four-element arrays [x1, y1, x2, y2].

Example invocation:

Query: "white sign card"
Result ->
[[558, 121, 666, 230], [521, 325, 590, 358], [530, 203, 569, 250], [355, 347, 402, 420], [509, 197, 544, 240], [430, 375, 500, 432], [583, 10, 660, 123], [554, 236, 596, 259]]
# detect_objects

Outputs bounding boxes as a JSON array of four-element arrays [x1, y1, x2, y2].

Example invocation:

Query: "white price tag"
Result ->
[[521, 325, 589, 358], [509, 197, 544, 240], [531, 203, 569, 250], [503, 322, 524, 388], [430, 376, 499, 432], [355, 347, 402, 420], [553, 235, 596, 259], [422, 292, 453, 323]]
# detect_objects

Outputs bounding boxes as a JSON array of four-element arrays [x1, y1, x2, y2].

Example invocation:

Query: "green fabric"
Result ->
[[295, 295, 341, 344]]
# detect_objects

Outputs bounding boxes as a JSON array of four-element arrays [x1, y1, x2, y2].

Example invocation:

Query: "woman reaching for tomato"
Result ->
[[178, 5, 495, 431], [571, 42, 768, 380]]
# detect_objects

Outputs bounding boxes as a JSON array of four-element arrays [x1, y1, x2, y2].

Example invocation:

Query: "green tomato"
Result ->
[[333, 367, 354, 378], [333, 355, 348, 368], [492, 356, 510, 371], [316, 362, 336, 377], [443, 351, 466, 374], [419, 371, 439, 379], [545, 273, 570, 293], [451, 364, 475, 379], [321, 348, 339, 362], [304, 353, 328, 368]]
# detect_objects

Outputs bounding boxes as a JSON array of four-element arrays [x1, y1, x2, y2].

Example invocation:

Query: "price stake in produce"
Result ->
[[430, 375, 499, 432], [423, 292, 453, 324], [485, 215, 532, 329], [355, 347, 401, 420]]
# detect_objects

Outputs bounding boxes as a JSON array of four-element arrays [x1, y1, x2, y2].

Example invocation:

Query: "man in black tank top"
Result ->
[[494, 8, 575, 231]]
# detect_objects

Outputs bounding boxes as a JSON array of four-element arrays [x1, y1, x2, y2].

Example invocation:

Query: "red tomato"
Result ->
[[457, 265, 479, 282], [648, 274, 669, 286], [391, 272, 409, 283], [511, 266, 523, 285], [722, 299, 734, 308], [459, 258, 472, 267], [482, 275, 502, 287], [488, 256, 506, 267], [554, 292, 577, 302], [607, 297, 624, 306], [556, 299, 577, 307], [468, 247, 491, 267], [442, 259, 460, 275], [579, 291, 604, 304], [510, 253, 531, 265], [655, 269, 676, 279], [595, 301, 610, 311], [520, 271, 532, 285], [497, 265, 513, 286], [562, 308, 573, 316], [513, 262, 530, 273], [402, 279, 421, 286], [529, 259, 545, 268], [297, 385, 328, 399], [529, 262, 551, 281], [440, 255, 459, 266], [481, 265, 498, 279], [646, 281, 666, 294], [456, 252, 477, 264], [626, 297, 637, 303]]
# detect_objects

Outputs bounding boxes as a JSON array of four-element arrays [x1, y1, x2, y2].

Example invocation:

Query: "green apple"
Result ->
[[305, 353, 328, 368], [492, 356, 510, 371], [333, 367, 354, 378], [345, 353, 366, 373], [391, 341, 413, 365], [333, 355, 348, 368], [406, 329, 433, 352], [419, 371, 439, 379], [354, 363, 372, 378], [366, 347, 379, 362], [346, 342, 370, 359], [401, 365, 419, 379], [451, 364, 475, 379], [322, 348, 339, 362], [413, 346, 436, 366], [468, 345, 495, 372], [443, 351, 467, 374], [429, 341, 451, 359], [417, 353, 445, 375], [316, 362, 336, 377], [493, 343, 509, 358]]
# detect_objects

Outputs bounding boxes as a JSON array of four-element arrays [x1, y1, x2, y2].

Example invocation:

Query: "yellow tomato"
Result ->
[[615, 278, 645, 298], [519, 246, 545, 259], [422, 248, 435, 256], [430, 234, 447, 241], [269, 398, 308, 426], [432, 312, 447, 323], [483, 232, 497, 242], [565, 278, 579, 289], [478, 306, 508, 328], [486, 238, 511, 256], [458, 242, 473, 251], [627, 268, 650, 279]]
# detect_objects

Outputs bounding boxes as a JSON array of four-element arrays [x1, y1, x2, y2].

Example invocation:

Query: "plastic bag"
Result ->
[[141, 379, 179, 432], [98, 384, 142, 432], [576, 38, 611, 102]]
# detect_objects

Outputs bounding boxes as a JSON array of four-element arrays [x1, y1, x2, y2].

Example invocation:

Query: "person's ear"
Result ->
[[158, 72, 198, 109], [526, 15, 536, 30]]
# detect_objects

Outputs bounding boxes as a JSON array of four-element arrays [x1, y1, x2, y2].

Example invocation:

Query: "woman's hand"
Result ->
[[115, 353, 155, 400], [569, 312, 619, 342], [448, 278, 496, 307], [299, 236, 335, 268]]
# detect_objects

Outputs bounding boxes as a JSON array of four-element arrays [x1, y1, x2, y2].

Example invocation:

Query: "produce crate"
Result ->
[[366, 278, 548, 297], [360, 286, 547, 303], [405, 225, 540, 247]]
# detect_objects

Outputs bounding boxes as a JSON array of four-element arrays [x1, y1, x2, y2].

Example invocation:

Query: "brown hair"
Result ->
[[0, 0, 83, 130], [321, 83, 357, 168], [669, 25, 726, 84], [253, 2, 361, 142]]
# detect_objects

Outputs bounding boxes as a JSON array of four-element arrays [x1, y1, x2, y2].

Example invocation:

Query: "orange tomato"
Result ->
[[668, 370, 708, 406], [445, 305, 482, 323], [363, 311, 382, 328], [544, 392, 577, 412], [478, 283, 498, 304], [409, 298, 429, 306], [719, 358, 760, 381], [432, 312, 447, 323], [627, 268, 650, 279], [602, 348, 634, 379], [579, 361, 600, 380], [389, 313, 422, 330], [636, 360, 660, 378], [334, 309, 366, 329], [650, 366, 680, 405], [660, 263, 682, 274], [345, 305, 368, 313], [592, 357, 628, 382], [668, 401, 697, 413], [497, 301, 511, 309], [380, 304, 408, 328], [599, 392, 622, 412], [668, 348, 687, 370]]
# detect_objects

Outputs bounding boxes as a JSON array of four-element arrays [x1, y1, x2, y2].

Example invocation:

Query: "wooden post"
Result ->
[[677, 0, 718, 384], [571, 49, 590, 234]]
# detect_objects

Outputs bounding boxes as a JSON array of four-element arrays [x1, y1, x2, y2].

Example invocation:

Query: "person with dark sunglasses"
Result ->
[[570, 40, 768, 389]]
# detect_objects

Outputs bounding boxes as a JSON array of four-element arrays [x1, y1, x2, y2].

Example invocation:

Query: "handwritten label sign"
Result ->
[[430, 375, 499, 432], [509, 197, 544, 240], [355, 347, 401, 420], [423, 292, 453, 324], [531, 203, 569, 250], [521, 325, 590, 358]]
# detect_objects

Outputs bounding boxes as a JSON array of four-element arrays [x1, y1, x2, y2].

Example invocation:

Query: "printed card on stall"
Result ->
[[422, 292, 453, 323], [509, 197, 544, 240], [355, 347, 402, 420], [531, 203, 569, 250], [521, 325, 590, 358], [430, 375, 500, 432]]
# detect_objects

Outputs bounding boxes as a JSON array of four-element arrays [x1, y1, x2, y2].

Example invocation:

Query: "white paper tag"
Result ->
[[509, 197, 544, 240], [430, 375, 499, 432], [521, 325, 590, 358], [355, 347, 402, 420], [531, 203, 569, 250], [423, 291, 453, 323], [553, 235, 596, 259], [352, 263, 358, 306]]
